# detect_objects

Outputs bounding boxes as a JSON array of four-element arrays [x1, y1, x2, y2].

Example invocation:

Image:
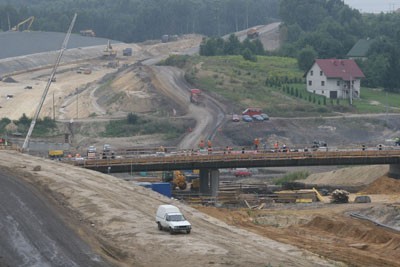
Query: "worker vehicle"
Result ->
[[80, 29, 95, 37], [48, 150, 64, 160], [87, 145, 97, 160], [101, 144, 115, 159], [123, 48, 132, 56], [312, 140, 327, 149], [246, 28, 259, 39], [162, 171, 187, 190], [233, 168, 252, 177], [395, 137, 400, 146], [260, 113, 269, 120], [242, 115, 253, 122], [190, 89, 202, 105], [232, 114, 240, 122], [156, 205, 191, 234], [252, 114, 264, 121]]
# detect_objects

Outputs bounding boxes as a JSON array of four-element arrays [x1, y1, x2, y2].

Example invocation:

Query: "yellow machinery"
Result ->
[[162, 171, 187, 190], [103, 40, 117, 59], [48, 150, 64, 160], [11, 16, 35, 31]]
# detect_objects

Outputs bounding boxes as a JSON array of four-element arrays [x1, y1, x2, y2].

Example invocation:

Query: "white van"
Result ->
[[156, 205, 191, 234]]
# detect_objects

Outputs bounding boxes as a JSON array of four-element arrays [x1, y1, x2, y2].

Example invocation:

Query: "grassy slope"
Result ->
[[185, 55, 400, 117]]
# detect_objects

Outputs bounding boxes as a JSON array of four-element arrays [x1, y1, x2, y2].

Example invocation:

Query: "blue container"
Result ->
[[152, 182, 172, 198]]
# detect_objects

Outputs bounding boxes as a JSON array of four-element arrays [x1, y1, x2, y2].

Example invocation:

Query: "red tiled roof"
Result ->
[[315, 59, 365, 81]]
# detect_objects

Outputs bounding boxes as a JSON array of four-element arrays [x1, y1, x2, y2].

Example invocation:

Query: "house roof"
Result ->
[[314, 59, 365, 81], [346, 39, 374, 58]]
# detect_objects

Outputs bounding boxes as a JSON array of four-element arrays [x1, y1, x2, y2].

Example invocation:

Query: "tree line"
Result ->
[[278, 0, 400, 92], [0, 0, 279, 42]]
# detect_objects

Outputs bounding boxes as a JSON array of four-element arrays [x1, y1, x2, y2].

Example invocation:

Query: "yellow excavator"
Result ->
[[11, 16, 35, 32], [162, 171, 187, 190]]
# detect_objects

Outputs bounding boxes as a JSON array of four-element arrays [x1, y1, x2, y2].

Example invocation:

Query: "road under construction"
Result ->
[[72, 148, 400, 195]]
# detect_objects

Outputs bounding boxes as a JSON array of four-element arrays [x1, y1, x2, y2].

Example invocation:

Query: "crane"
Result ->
[[22, 13, 77, 152], [11, 16, 35, 31]]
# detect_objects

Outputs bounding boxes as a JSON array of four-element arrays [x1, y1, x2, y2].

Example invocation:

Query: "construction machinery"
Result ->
[[190, 89, 202, 105], [102, 40, 117, 59], [22, 13, 77, 152], [162, 171, 187, 190], [48, 150, 64, 160], [246, 28, 259, 39], [80, 29, 95, 37], [11, 16, 35, 31]]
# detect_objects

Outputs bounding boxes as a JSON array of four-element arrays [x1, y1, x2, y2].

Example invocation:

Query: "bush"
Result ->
[[273, 171, 310, 185], [127, 113, 138, 124]]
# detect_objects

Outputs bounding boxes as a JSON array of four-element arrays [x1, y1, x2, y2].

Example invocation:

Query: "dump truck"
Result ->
[[246, 28, 259, 39], [190, 89, 202, 105]]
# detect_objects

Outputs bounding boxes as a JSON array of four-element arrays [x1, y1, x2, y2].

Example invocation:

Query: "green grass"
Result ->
[[355, 87, 400, 113], [177, 55, 400, 116], [101, 117, 186, 140], [273, 171, 310, 185]]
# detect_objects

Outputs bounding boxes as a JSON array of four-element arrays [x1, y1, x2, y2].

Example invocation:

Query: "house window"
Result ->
[[337, 80, 340, 86], [313, 90, 316, 94], [320, 71, 323, 76], [322, 90, 324, 94], [321, 81, 325, 86], [308, 80, 312, 86], [310, 70, 313, 76]]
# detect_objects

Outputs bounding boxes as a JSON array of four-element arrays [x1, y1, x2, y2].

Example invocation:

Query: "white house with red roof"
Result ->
[[306, 59, 365, 99]]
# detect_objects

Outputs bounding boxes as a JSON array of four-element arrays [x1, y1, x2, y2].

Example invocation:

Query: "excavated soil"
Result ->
[[361, 175, 400, 194]]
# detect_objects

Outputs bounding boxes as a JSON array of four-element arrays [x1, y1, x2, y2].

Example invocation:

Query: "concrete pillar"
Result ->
[[210, 169, 220, 197], [389, 164, 400, 179], [199, 169, 210, 194]]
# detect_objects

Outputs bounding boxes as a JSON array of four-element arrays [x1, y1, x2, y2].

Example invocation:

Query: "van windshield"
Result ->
[[167, 214, 185, 221]]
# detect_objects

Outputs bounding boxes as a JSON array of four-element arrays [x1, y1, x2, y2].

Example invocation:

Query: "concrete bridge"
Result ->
[[73, 149, 400, 195]]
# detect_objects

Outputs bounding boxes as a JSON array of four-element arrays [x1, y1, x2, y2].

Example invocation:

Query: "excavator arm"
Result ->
[[11, 16, 35, 31]]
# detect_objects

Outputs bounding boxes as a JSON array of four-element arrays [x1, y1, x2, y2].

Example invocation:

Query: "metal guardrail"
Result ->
[[68, 149, 400, 173]]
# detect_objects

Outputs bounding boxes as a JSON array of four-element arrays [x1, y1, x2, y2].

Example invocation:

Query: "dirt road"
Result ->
[[0, 150, 342, 267]]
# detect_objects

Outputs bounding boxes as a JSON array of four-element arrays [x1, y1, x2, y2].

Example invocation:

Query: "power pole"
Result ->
[[22, 13, 77, 151]]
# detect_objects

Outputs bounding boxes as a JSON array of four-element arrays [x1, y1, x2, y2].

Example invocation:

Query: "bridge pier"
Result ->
[[199, 169, 219, 196], [389, 164, 400, 179]]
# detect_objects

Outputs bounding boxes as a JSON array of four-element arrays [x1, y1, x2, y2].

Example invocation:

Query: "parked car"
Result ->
[[252, 114, 264, 121], [234, 168, 252, 177], [260, 113, 269, 120], [242, 115, 253, 122], [232, 114, 240, 122]]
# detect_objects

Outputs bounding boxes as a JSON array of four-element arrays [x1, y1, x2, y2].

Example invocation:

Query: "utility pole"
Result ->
[[52, 92, 55, 120], [76, 88, 79, 119], [349, 76, 353, 105], [22, 13, 77, 151]]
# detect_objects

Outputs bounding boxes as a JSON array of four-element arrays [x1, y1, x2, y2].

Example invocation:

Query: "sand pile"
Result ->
[[360, 176, 400, 194]]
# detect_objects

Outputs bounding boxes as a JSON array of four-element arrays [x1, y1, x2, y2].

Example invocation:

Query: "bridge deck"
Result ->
[[70, 149, 400, 173]]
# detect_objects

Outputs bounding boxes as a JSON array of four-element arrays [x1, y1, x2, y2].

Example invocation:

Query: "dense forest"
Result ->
[[1, 0, 400, 91], [0, 0, 279, 42], [278, 0, 400, 91]]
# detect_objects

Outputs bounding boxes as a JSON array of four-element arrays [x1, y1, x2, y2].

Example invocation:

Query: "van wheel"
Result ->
[[169, 228, 174, 234], [186, 229, 191, 234], [157, 222, 162, 231]]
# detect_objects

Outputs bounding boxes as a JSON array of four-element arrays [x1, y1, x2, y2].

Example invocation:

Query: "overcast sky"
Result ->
[[344, 0, 400, 13]]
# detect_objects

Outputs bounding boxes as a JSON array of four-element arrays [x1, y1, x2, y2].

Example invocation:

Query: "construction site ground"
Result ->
[[1, 28, 400, 266]]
